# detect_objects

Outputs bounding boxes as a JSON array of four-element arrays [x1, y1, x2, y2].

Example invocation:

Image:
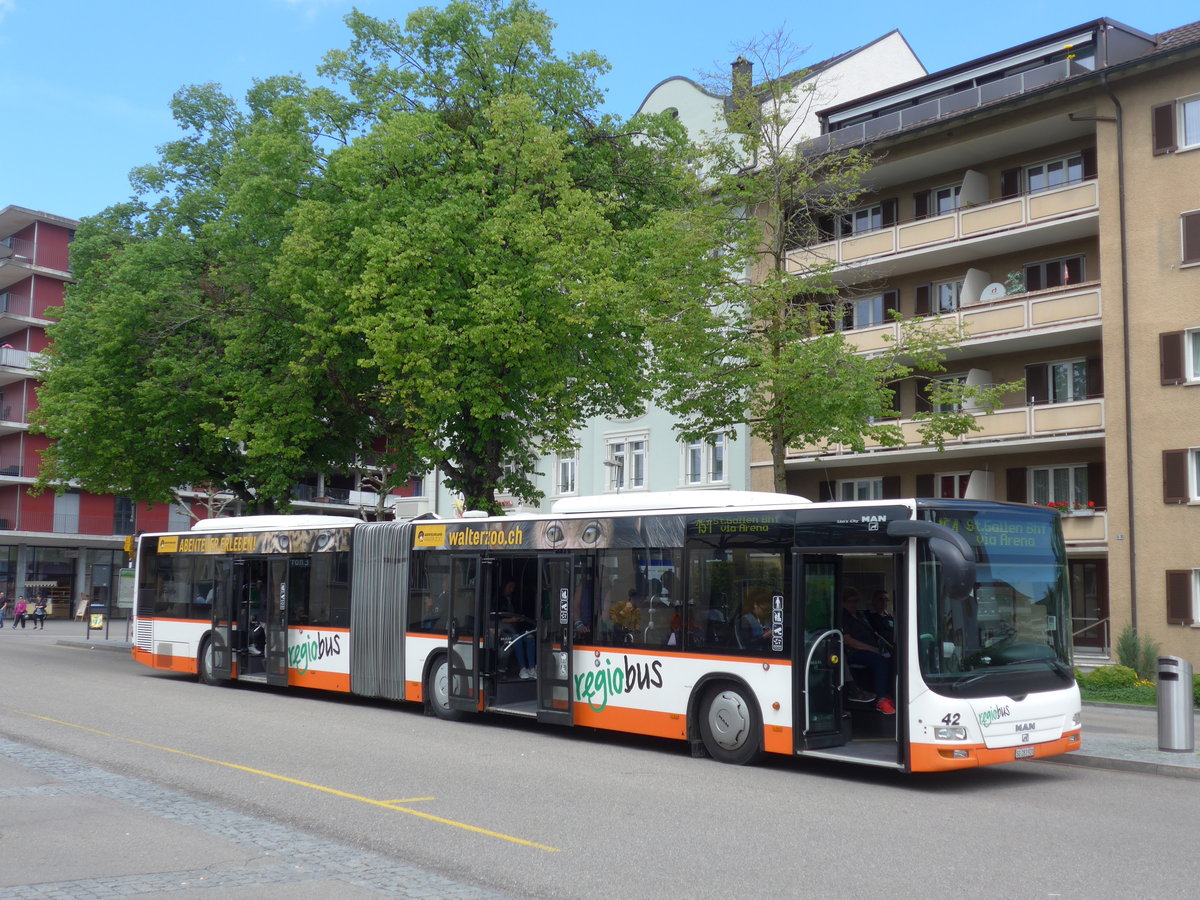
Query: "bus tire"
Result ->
[[698, 682, 762, 765], [427, 655, 464, 722], [197, 637, 221, 686]]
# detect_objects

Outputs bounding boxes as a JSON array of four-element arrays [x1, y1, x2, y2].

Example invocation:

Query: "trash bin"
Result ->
[[1157, 655, 1194, 753]]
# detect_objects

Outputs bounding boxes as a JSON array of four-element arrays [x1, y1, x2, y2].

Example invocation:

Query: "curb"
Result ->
[[1041, 752, 1200, 780]]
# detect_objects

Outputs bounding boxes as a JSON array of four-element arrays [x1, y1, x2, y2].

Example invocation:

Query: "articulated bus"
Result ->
[[131, 492, 1081, 772]]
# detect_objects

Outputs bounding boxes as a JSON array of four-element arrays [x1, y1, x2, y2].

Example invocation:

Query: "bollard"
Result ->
[[1157, 655, 1195, 753]]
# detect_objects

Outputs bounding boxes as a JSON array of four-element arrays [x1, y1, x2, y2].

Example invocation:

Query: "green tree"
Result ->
[[656, 32, 1016, 492], [272, 0, 728, 512], [34, 78, 403, 512]]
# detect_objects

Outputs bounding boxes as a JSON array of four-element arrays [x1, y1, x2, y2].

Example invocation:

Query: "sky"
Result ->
[[2, 0, 1198, 221]]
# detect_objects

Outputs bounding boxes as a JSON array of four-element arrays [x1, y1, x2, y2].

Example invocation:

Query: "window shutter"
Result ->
[[1006, 468, 1028, 503], [817, 214, 835, 241], [1087, 461, 1107, 509], [881, 476, 901, 499], [915, 474, 934, 497], [819, 481, 835, 502], [1160, 331, 1185, 384], [881, 198, 898, 227], [915, 378, 932, 413], [1081, 145, 1097, 179], [1000, 167, 1021, 199], [1152, 102, 1177, 156], [913, 190, 930, 221], [1163, 449, 1189, 503], [883, 290, 899, 319], [914, 284, 931, 316], [1165, 571, 1194, 626], [1085, 357, 1103, 399], [1025, 364, 1048, 406], [1183, 211, 1200, 264]]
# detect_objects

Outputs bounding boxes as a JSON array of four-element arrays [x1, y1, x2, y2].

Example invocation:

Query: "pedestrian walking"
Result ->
[[12, 596, 27, 629], [32, 596, 47, 629], [0, 592, 8, 629]]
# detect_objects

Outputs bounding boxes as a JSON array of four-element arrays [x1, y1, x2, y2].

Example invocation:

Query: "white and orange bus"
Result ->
[[131, 492, 1081, 772]]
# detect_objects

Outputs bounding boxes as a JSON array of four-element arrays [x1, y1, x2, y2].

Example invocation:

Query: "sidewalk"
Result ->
[[10, 617, 1200, 778]]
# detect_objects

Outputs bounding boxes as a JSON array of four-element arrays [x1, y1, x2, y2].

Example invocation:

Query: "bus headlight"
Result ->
[[934, 726, 968, 741]]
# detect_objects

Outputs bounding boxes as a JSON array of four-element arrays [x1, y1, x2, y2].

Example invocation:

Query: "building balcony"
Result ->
[[788, 179, 1099, 282], [843, 281, 1102, 358], [1058, 508, 1107, 546], [0, 237, 71, 289], [0, 348, 41, 387], [787, 397, 1105, 466], [0, 290, 51, 338]]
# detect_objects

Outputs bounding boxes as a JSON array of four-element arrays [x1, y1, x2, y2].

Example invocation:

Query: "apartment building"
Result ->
[[769, 18, 1200, 665]]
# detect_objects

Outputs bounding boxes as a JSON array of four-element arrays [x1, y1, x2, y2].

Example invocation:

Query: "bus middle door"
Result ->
[[796, 554, 848, 750]]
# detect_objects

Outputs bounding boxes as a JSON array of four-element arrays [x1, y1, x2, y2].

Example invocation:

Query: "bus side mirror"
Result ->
[[887, 519, 976, 599]]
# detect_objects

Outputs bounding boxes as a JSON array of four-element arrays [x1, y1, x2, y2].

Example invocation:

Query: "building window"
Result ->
[[838, 478, 883, 501], [935, 473, 971, 499], [1182, 210, 1200, 265], [1026, 358, 1091, 405], [113, 497, 135, 536], [606, 436, 646, 491], [1025, 154, 1084, 193], [929, 374, 967, 414], [556, 451, 577, 495], [683, 434, 728, 486], [1029, 465, 1088, 508], [934, 185, 962, 215], [853, 294, 886, 328], [1164, 570, 1198, 626], [1188, 330, 1200, 381], [1181, 95, 1200, 150], [1024, 255, 1084, 291], [849, 203, 883, 234], [935, 280, 963, 313]]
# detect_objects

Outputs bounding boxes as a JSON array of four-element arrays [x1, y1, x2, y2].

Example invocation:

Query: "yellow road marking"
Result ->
[[4, 709, 559, 852]]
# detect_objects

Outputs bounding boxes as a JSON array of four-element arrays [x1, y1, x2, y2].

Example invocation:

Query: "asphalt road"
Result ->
[[2, 632, 1198, 899]]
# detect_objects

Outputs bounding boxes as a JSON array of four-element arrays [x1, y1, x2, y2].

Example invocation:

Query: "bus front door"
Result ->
[[796, 555, 847, 750], [536, 555, 583, 726], [447, 556, 485, 713]]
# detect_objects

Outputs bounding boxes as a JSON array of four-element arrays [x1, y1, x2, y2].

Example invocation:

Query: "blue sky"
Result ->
[[2, 0, 1197, 221]]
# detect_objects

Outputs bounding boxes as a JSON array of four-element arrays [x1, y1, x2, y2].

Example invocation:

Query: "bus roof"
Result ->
[[189, 515, 361, 532]]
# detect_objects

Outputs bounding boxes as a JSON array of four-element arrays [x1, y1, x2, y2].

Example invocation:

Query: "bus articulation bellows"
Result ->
[[131, 493, 1082, 772]]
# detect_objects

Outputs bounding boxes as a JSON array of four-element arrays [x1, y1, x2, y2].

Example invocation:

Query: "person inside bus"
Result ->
[[868, 589, 895, 654], [841, 587, 895, 715], [248, 615, 266, 656], [498, 579, 536, 679]]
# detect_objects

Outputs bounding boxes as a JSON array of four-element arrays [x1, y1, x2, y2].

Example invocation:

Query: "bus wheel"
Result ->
[[698, 683, 762, 765], [197, 638, 221, 686], [427, 655, 464, 722]]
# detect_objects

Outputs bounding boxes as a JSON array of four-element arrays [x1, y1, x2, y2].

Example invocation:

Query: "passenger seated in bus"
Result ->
[[498, 580, 536, 679], [841, 587, 895, 715], [736, 591, 774, 649]]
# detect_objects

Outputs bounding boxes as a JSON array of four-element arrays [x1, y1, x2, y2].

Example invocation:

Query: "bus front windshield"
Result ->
[[918, 506, 1074, 698]]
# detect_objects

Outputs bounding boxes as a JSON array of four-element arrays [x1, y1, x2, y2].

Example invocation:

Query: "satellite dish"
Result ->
[[979, 282, 1007, 301]]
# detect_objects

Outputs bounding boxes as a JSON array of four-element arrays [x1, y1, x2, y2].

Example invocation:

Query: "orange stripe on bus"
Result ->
[[573, 703, 688, 740], [407, 680, 423, 702], [287, 668, 350, 692], [908, 730, 1081, 772]]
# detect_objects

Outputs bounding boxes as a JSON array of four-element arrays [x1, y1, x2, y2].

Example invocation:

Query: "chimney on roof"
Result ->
[[730, 56, 754, 134], [732, 56, 753, 102]]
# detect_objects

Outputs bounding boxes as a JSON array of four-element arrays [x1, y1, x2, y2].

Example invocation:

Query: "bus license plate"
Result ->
[[1015, 747, 1035, 760]]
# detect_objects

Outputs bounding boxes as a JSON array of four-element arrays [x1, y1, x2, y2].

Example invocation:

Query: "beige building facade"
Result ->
[[764, 18, 1200, 666]]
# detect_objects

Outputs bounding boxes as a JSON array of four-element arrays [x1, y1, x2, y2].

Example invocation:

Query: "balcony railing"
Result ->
[[840, 282, 1102, 354], [0, 510, 131, 536], [1059, 509, 1107, 544], [0, 348, 36, 369], [789, 179, 1099, 273], [811, 58, 1090, 154], [0, 236, 70, 273], [787, 397, 1104, 459]]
